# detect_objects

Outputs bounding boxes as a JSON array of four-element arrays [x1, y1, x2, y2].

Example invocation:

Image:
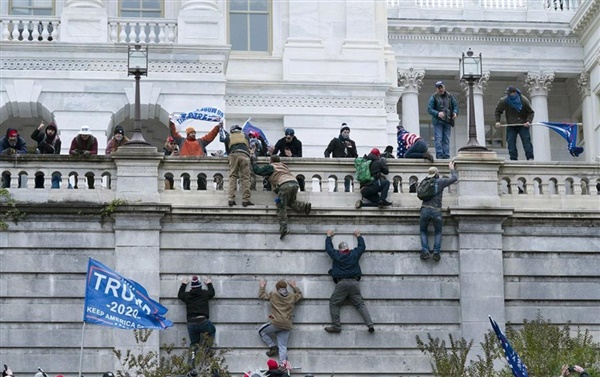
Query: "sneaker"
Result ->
[[378, 199, 392, 208], [432, 252, 441, 261], [324, 326, 341, 333], [242, 201, 254, 207], [368, 325, 375, 333], [304, 202, 312, 215], [420, 251, 431, 260], [355, 200, 363, 209], [266, 346, 279, 357], [228, 201, 236, 207], [280, 228, 290, 240], [423, 152, 434, 163]]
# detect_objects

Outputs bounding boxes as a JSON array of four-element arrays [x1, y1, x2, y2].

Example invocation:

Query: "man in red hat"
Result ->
[[355, 148, 392, 209], [0, 128, 27, 155]]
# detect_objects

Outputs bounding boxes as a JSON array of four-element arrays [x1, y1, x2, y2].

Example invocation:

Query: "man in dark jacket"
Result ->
[[355, 148, 392, 209], [178, 275, 216, 347], [252, 155, 311, 239], [31, 121, 63, 188], [1, 128, 28, 188], [427, 81, 458, 159], [270, 128, 302, 157], [324, 229, 374, 334], [420, 161, 458, 261], [494, 86, 535, 161], [324, 123, 358, 192]]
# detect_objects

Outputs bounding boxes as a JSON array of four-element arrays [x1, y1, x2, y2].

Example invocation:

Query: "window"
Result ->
[[229, 0, 270, 52], [120, 0, 162, 18], [10, 0, 54, 15]]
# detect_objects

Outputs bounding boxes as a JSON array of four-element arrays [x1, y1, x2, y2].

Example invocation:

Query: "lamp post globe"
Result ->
[[125, 44, 151, 146], [459, 48, 488, 152]]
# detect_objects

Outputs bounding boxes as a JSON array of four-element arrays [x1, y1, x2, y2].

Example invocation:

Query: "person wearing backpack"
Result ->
[[419, 161, 457, 261], [355, 148, 392, 209]]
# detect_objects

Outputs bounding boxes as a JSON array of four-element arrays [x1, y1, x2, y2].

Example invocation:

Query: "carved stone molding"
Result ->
[[524, 72, 555, 97], [459, 170, 497, 180], [0, 59, 223, 74], [64, 0, 104, 8], [460, 72, 490, 95], [577, 72, 591, 97], [226, 95, 384, 109], [388, 28, 578, 44], [397, 68, 425, 93]]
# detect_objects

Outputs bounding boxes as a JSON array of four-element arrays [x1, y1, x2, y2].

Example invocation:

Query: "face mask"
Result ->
[[115, 134, 123, 141]]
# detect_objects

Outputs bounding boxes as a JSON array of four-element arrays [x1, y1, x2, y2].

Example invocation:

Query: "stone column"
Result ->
[[111, 147, 164, 203], [460, 73, 489, 148], [398, 68, 424, 135], [524, 72, 554, 162], [177, 0, 225, 45], [578, 72, 598, 162], [60, 0, 107, 43]]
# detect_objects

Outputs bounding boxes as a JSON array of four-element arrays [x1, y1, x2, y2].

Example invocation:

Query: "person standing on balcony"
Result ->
[[427, 81, 458, 160], [168, 120, 221, 157], [69, 126, 98, 157], [355, 148, 392, 209], [396, 124, 434, 162], [251, 155, 312, 240], [419, 161, 458, 261], [324, 123, 359, 192], [270, 128, 302, 158], [1, 128, 28, 188], [221, 124, 253, 207], [105, 125, 129, 155], [494, 86, 535, 161], [258, 279, 303, 367], [324, 229, 374, 334], [31, 121, 62, 188], [178, 275, 216, 360], [248, 130, 269, 191]]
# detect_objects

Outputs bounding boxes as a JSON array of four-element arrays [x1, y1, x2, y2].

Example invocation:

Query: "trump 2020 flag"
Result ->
[[83, 258, 172, 330], [489, 316, 529, 377], [539, 122, 584, 157]]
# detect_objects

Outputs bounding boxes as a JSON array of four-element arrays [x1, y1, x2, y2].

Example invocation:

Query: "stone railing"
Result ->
[[2, 154, 598, 210], [108, 18, 177, 44], [0, 16, 60, 42], [386, 0, 579, 12]]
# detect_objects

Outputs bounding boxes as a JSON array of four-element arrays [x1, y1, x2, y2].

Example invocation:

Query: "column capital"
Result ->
[[460, 72, 490, 95], [523, 72, 555, 97], [398, 68, 425, 93], [577, 72, 591, 97]]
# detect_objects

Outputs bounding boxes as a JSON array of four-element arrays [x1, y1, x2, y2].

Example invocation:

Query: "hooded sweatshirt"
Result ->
[[31, 123, 61, 154], [258, 285, 303, 330]]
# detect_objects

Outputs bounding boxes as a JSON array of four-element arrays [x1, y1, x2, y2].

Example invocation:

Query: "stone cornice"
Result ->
[[570, 0, 600, 36], [225, 95, 385, 109], [0, 59, 223, 74]]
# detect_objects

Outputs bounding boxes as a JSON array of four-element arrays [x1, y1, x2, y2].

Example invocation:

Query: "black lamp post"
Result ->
[[458, 48, 488, 152], [125, 44, 151, 146]]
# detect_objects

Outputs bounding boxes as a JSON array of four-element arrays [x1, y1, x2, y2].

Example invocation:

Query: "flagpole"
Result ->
[[78, 321, 86, 377], [497, 122, 583, 127], [242, 117, 252, 129]]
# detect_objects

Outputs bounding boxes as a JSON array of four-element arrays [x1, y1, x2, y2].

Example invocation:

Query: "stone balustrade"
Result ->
[[108, 18, 177, 44], [2, 154, 598, 210], [0, 16, 60, 42]]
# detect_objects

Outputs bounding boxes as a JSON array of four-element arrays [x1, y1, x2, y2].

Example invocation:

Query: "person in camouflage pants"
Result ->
[[251, 155, 312, 239]]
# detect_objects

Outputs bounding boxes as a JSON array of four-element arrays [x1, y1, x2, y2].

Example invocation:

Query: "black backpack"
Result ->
[[417, 177, 438, 201]]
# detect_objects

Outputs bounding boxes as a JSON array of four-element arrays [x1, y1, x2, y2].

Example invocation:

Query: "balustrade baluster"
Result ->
[[2, 21, 9, 40], [148, 24, 157, 44], [128, 23, 137, 43], [11, 21, 20, 40], [158, 24, 166, 43], [119, 23, 127, 43], [30, 21, 40, 42], [109, 22, 117, 43], [53, 22, 60, 41], [138, 23, 148, 43], [167, 24, 175, 42], [41, 22, 50, 41]]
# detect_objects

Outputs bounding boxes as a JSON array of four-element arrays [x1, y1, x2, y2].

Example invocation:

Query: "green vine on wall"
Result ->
[[100, 198, 127, 223], [0, 188, 26, 231]]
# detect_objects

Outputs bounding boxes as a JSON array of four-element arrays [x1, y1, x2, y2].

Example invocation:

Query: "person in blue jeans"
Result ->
[[178, 275, 216, 365], [494, 86, 535, 161], [427, 81, 458, 159], [420, 161, 458, 261]]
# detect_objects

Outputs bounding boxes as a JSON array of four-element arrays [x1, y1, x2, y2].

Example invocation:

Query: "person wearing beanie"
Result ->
[[419, 160, 458, 261], [355, 148, 392, 209], [252, 155, 312, 239], [168, 119, 222, 157], [382, 145, 395, 159], [105, 125, 130, 155], [396, 125, 434, 162], [178, 275, 216, 356], [220, 124, 253, 207], [427, 81, 458, 159], [258, 278, 303, 367], [324, 229, 374, 334], [324, 123, 358, 192], [265, 358, 285, 377], [494, 85, 535, 161], [0, 128, 27, 156]]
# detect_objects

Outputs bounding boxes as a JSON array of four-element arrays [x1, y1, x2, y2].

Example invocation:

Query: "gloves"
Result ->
[[82, 150, 91, 157], [494, 122, 501, 128], [5, 148, 17, 155]]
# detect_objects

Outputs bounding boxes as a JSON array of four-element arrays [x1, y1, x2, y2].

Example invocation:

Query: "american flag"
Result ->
[[489, 316, 529, 377]]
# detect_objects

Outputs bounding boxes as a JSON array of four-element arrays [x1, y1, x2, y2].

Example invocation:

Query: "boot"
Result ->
[[266, 346, 279, 357]]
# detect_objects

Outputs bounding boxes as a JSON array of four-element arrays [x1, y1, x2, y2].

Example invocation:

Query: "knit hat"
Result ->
[[384, 145, 393, 153], [267, 359, 279, 370], [340, 124, 350, 133], [435, 81, 444, 88], [167, 136, 174, 143], [370, 148, 380, 157], [506, 86, 518, 93], [78, 125, 93, 135], [114, 125, 125, 135], [275, 280, 287, 289], [102, 373, 114, 377], [186, 127, 196, 135], [284, 128, 295, 136], [190, 275, 201, 289], [428, 166, 439, 178], [8, 129, 18, 137]]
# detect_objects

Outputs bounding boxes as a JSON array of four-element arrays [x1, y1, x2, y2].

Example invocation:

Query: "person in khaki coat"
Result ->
[[257, 279, 303, 367]]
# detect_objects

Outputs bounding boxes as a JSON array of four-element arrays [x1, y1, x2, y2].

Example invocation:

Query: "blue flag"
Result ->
[[489, 316, 529, 377], [242, 119, 270, 148], [83, 258, 173, 330], [539, 122, 584, 157]]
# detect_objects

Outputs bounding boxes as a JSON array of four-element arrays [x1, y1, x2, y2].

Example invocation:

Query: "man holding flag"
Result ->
[[494, 86, 535, 161]]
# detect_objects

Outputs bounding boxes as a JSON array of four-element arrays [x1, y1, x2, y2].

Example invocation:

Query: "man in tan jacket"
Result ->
[[258, 279, 303, 367]]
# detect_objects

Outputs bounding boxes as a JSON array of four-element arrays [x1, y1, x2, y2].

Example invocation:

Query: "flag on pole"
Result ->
[[489, 316, 529, 377], [539, 122, 584, 157], [83, 258, 173, 330], [242, 119, 270, 148]]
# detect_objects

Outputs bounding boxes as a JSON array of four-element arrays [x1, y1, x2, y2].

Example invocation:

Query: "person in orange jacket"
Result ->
[[168, 120, 221, 157]]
